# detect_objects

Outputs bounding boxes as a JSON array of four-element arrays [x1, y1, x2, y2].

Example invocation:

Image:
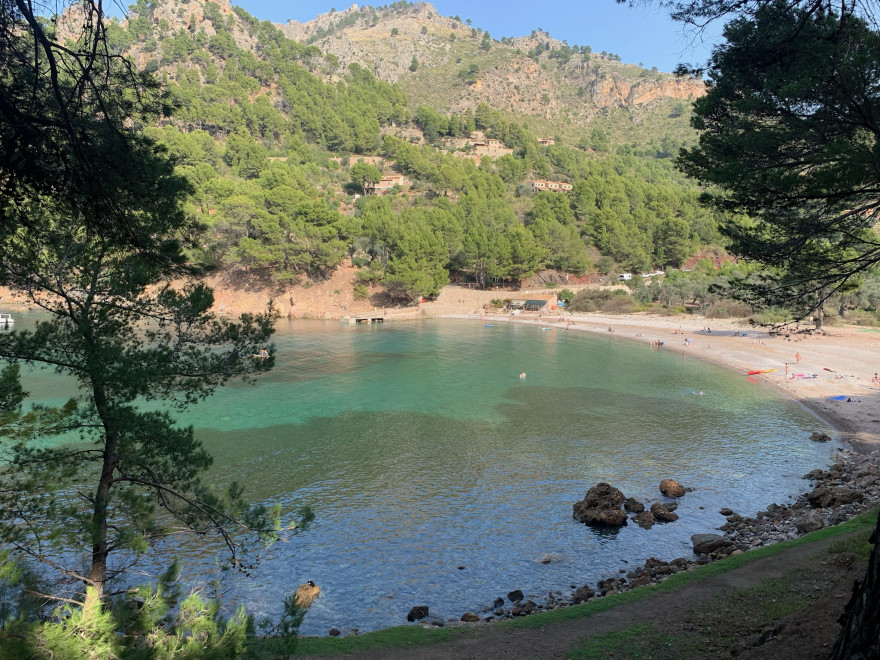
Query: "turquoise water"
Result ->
[[12, 315, 835, 635]]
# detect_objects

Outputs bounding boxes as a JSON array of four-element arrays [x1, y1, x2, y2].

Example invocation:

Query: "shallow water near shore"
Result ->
[[14, 316, 836, 634]]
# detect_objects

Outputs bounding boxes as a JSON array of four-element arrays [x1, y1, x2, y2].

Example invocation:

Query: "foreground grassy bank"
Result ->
[[295, 510, 877, 658]]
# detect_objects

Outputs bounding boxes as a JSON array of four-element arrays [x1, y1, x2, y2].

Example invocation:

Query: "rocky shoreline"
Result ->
[[397, 445, 880, 632]]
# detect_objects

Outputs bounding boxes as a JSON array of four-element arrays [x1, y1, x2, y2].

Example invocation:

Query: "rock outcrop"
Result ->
[[807, 486, 865, 509], [573, 482, 628, 527], [659, 478, 686, 498], [692, 533, 734, 556], [294, 581, 321, 608], [650, 502, 680, 522], [406, 605, 429, 622], [632, 511, 655, 529]]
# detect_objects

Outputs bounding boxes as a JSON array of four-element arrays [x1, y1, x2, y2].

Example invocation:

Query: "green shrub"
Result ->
[[599, 297, 638, 314], [705, 301, 753, 319], [651, 304, 687, 315], [568, 288, 630, 313], [828, 526, 874, 560], [357, 269, 384, 283], [353, 283, 369, 300], [749, 307, 792, 325], [843, 310, 880, 326], [572, 299, 597, 312], [0, 563, 303, 659]]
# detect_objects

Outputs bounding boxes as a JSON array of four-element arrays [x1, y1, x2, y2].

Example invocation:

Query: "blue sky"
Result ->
[[231, 0, 723, 72]]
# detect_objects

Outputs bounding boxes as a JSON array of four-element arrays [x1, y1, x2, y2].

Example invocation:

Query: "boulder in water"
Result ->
[[294, 581, 321, 608], [573, 482, 628, 527], [650, 502, 680, 522], [407, 605, 429, 622], [659, 479, 686, 497], [632, 511, 655, 529]]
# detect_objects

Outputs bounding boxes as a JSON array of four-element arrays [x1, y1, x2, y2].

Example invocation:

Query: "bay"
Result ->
[[12, 315, 835, 635], [179, 318, 833, 634]]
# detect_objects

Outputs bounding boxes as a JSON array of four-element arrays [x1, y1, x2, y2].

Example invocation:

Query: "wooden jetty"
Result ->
[[345, 308, 421, 324]]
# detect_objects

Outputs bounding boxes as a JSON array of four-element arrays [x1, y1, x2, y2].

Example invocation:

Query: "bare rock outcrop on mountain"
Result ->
[[587, 73, 703, 108]]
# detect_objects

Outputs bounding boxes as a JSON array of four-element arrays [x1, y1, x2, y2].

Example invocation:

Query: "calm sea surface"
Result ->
[[14, 315, 835, 634]]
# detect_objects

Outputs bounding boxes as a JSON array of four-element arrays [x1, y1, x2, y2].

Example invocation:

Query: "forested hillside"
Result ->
[[82, 0, 726, 302]]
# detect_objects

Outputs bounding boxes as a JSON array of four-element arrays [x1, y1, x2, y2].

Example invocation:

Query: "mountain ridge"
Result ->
[[275, 1, 704, 124], [91, 0, 703, 143]]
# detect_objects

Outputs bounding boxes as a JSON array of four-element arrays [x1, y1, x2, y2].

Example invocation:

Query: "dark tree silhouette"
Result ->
[[619, 1, 880, 656]]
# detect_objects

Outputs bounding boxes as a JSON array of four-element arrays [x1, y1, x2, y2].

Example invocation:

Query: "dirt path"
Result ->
[[300, 533, 864, 659]]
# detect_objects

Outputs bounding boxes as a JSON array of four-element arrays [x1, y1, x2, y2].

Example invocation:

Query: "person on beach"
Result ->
[[873, 373, 880, 387], [796, 352, 802, 364]]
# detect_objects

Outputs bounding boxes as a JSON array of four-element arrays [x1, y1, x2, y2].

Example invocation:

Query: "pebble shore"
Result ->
[[400, 446, 880, 630]]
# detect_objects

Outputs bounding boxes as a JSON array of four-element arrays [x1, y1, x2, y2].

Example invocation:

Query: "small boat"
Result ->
[[484, 324, 494, 327], [746, 368, 776, 375], [0, 313, 13, 329]]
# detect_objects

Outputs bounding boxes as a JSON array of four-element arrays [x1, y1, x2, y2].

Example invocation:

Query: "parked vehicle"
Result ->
[[618, 273, 632, 281]]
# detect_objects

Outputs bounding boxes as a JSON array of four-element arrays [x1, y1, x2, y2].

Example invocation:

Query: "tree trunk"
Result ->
[[83, 449, 115, 612], [83, 386, 118, 614], [828, 511, 880, 659]]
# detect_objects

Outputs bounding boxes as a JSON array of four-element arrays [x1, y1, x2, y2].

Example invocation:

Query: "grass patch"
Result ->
[[568, 575, 810, 659], [500, 509, 877, 633], [568, 623, 702, 659], [294, 510, 878, 656], [828, 526, 875, 560], [294, 625, 470, 656]]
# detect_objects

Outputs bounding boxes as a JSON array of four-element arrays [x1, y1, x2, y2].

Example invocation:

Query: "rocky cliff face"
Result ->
[[279, 3, 466, 83], [587, 73, 703, 108]]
